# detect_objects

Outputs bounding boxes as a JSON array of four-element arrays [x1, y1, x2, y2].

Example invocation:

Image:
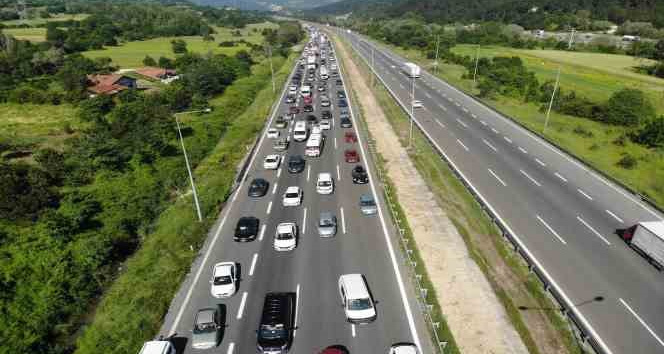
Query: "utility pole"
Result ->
[[567, 28, 576, 49], [409, 76, 415, 149], [473, 44, 480, 83], [371, 47, 375, 86], [174, 114, 203, 222], [434, 34, 440, 74], [543, 66, 561, 133]]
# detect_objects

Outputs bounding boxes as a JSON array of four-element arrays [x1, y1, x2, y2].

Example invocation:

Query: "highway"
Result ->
[[158, 31, 434, 354], [338, 28, 664, 354]]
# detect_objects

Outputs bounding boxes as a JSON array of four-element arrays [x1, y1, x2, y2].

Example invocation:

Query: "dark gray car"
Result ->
[[318, 212, 337, 237], [360, 194, 377, 215], [191, 307, 223, 349]]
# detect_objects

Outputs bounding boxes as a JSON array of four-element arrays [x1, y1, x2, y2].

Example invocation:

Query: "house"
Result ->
[[87, 74, 137, 96], [135, 67, 178, 83]]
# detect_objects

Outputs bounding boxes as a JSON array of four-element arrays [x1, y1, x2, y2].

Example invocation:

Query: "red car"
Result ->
[[289, 106, 300, 114], [344, 149, 359, 163], [320, 346, 349, 354], [344, 131, 357, 143], [303, 95, 313, 104]]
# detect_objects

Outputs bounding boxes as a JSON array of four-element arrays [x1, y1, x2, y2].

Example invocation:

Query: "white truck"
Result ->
[[402, 62, 421, 78], [622, 221, 664, 269]]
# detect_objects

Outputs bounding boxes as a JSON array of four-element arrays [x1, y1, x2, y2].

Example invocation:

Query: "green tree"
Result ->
[[158, 56, 174, 68], [604, 88, 655, 126], [0, 163, 57, 221], [633, 116, 664, 147], [142, 55, 157, 67], [171, 39, 188, 54], [655, 39, 664, 60]]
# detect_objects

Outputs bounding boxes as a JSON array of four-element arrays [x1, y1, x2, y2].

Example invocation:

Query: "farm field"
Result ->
[[1, 13, 88, 26], [2, 28, 46, 42]]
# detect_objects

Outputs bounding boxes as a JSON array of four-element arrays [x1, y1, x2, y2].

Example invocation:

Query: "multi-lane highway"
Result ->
[[158, 30, 434, 354], [338, 28, 664, 354]]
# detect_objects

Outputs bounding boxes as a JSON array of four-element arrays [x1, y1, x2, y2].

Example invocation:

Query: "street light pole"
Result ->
[[409, 76, 414, 149], [266, 44, 276, 94], [543, 66, 561, 134], [371, 46, 375, 86], [473, 44, 480, 83], [434, 34, 440, 74], [175, 111, 208, 222], [567, 28, 576, 49]]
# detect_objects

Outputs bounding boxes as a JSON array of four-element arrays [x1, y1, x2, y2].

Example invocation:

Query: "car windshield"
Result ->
[[214, 275, 232, 285], [320, 219, 333, 227], [348, 298, 372, 310], [361, 198, 375, 206], [196, 321, 216, 332], [285, 192, 299, 198], [260, 325, 286, 339], [319, 181, 331, 187], [267, 157, 277, 162], [277, 231, 293, 240]]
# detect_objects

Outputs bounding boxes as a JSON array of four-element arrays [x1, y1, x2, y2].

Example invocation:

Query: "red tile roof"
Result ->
[[135, 67, 177, 80], [87, 74, 129, 95]]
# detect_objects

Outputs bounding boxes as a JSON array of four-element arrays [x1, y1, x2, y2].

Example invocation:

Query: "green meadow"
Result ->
[[2, 27, 47, 42]]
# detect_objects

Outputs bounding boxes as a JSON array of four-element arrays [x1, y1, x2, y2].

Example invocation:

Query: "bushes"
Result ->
[[603, 88, 656, 126], [633, 116, 664, 148]]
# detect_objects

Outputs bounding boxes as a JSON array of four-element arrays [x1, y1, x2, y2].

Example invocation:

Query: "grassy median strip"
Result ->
[[73, 52, 297, 354], [341, 37, 584, 354]]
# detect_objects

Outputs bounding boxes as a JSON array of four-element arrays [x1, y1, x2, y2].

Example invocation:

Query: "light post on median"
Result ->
[[543, 66, 561, 134], [409, 76, 415, 149], [434, 34, 440, 74], [473, 44, 481, 83], [174, 108, 211, 222]]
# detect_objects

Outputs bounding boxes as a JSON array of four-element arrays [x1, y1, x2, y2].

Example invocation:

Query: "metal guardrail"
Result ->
[[341, 30, 611, 354]]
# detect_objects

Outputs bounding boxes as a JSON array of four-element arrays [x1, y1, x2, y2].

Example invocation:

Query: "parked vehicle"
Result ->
[[285, 95, 296, 104], [321, 96, 331, 107], [402, 62, 421, 78], [274, 222, 297, 251], [256, 292, 295, 354], [338, 99, 348, 108], [191, 308, 223, 349], [319, 346, 348, 354], [336, 79, 343, 86], [320, 119, 331, 130], [338, 274, 376, 323], [210, 262, 237, 298], [321, 110, 332, 120], [234, 216, 259, 242], [621, 221, 664, 269], [304, 95, 313, 105], [411, 100, 423, 108], [306, 114, 318, 125], [303, 104, 314, 112], [248, 178, 269, 197], [288, 106, 299, 114], [337, 90, 346, 99]]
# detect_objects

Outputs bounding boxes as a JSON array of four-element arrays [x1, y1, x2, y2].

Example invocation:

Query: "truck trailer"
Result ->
[[401, 62, 421, 78], [622, 221, 664, 269]]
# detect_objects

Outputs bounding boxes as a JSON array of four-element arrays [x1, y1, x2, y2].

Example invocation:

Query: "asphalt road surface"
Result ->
[[158, 34, 434, 354], [337, 28, 664, 354]]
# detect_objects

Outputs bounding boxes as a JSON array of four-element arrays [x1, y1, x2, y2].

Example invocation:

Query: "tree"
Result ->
[[655, 39, 664, 60], [604, 88, 656, 126], [0, 163, 57, 221], [142, 55, 157, 67], [633, 116, 664, 147], [158, 56, 174, 68], [171, 39, 188, 54]]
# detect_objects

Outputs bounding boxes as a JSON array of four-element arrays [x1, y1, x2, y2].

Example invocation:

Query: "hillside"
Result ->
[[194, 0, 343, 10]]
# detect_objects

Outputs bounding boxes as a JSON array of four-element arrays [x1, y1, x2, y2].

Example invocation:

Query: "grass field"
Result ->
[[1, 13, 88, 26], [0, 103, 80, 153], [83, 22, 276, 68], [2, 27, 47, 42]]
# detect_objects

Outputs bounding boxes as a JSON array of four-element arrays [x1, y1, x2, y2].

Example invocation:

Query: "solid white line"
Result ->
[[520, 169, 542, 187], [518, 147, 528, 154], [266, 201, 273, 215], [337, 164, 341, 181], [272, 183, 278, 195], [456, 139, 469, 151], [249, 253, 258, 276], [555, 172, 567, 182], [578, 189, 593, 201], [536, 215, 567, 245], [436, 120, 445, 128], [334, 136, 338, 149], [606, 209, 624, 223], [259, 224, 266, 241], [226, 342, 235, 354], [455, 118, 468, 128], [351, 324, 356, 337], [277, 167, 282, 178], [341, 207, 346, 234], [577, 216, 611, 245], [236, 292, 248, 319], [302, 207, 307, 234], [535, 158, 547, 167], [488, 168, 507, 186], [504, 136, 512, 144], [483, 139, 497, 152], [294, 284, 301, 337], [491, 127, 499, 134], [480, 120, 487, 126], [619, 298, 664, 347]]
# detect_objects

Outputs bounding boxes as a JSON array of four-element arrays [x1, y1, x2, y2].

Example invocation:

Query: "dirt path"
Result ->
[[335, 37, 529, 354]]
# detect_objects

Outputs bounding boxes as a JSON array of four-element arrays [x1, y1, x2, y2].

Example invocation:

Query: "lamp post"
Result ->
[[543, 67, 561, 134], [473, 44, 480, 83], [174, 108, 211, 222], [434, 34, 440, 74], [409, 76, 415, 149]]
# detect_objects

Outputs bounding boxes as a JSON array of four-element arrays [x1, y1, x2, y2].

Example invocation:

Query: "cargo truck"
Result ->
[[402, 62, 421, 78], [622, 221, 664, 269]]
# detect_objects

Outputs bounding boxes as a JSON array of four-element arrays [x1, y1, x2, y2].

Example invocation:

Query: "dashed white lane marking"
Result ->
[[436, 120, 446, 128], [336, 164, 341, 181], [462, 107, 469, 113], [488, 169, 507, 186], [425, 92, 432, 98], [399, 83, 405, 89], [535, 158, 547, 167], [456, 139, 469, 151], [504, 136, 513, 144], [236, 292, 248, 319], [480, 120, 487, 126], [252, 219, 264, 241], [578, 189, 593, 201], [249, 253, 258, 276], [226, 343, 235, 354], [438, 104, 447, 111], [471, 114, 477, 119], [536, 215, 567, 245], [351, 324, 356, 337], [294, 284, 301, 337], [606, 209, 624, 223], [555, 172, 568, 182], [277, 167, 282, 178], [520, 169, 542, 187], [456, 118, 468, 128], [577, 216, 611, 245], [272, 183, 278, 195], [483, 139, 498, 152], [302, 207, 308, 235], [454, 102, 461, 107], [619, 298, 664, 347], [334, 136, 338, 149], [266, 201, 273, 215], [422, 106, 428, 111], [442, 92, 448, 97], [491, 127, 499, 134], [518, 147, 528, 154], [307, 165, 311, 182], [340, 207, 347, 234], [447, 97, 453, 102]]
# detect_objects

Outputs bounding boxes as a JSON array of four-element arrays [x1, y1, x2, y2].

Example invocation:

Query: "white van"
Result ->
[[293, 121, 308, 142], [138, 341, 176, 354], [338, 274, 376, 323], [305, 135, 323, 157]]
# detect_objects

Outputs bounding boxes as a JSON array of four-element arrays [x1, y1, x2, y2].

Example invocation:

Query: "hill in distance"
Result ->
[[194, 0, 344, 11]]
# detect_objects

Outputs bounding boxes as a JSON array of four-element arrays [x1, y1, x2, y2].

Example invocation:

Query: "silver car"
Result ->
[[318, 212, 337, 237], [191, 308, 222, 349], [359, 194, 377, 215]]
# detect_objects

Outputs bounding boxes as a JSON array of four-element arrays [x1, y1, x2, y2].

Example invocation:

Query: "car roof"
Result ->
[[277, 222, 295, 233], [196, 308, 216, 324], [261, 292, 293, 325], [318, 172, 332, 180], [252, 178, 267, 184], [238, 216, 258, 223], [360, 194, 374, 201], [213, 262, 233, 276], [319, 211, 334, 220], [285, 186, 300, 192], [139, 341, 173, 354], [391, 344, 419, 354], [266, 154, 279, 159], [339, 274, 370, 298]]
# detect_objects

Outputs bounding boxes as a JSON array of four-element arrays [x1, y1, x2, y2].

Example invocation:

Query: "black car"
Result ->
[[288, 155, 305, 173], [352, 165, 369, 184], [303, 105, 314, 112], [336, 79, 343, 86], [256, 292, 295, 354], [340, 117, 353, 128], [321, 110, 332, 120], [305, 114, 318, 125], [337, 99, 348, 108], [234, 216, 259, 242], [337, 90, 346, 99], [248, 178, 269, 197]]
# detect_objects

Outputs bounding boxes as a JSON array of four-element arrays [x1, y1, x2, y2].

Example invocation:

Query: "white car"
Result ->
[[389, 344, 420, 354], [267, 128, 279, 139], [274, 222, 297, 251], [316, 173, 334, 195], [282, 186, 303, 207], [412, 100, 423, 108], [209, 262, 237, 298], [263, 154, 281, 170], [320, 119, 331, 130]]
